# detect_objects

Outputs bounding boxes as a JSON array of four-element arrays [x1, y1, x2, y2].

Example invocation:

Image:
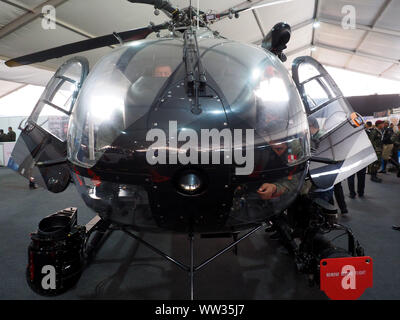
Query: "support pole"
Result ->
[[189, 234, 194, 300]]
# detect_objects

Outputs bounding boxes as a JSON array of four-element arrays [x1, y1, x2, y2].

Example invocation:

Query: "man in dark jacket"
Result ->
[[392, 123, 400, 163], [368, 120, 384, 183], [6, 127, 16, 142], [0, 129, 6, 142], [347, 122, 371, 197], [380, 121, 394, 173]]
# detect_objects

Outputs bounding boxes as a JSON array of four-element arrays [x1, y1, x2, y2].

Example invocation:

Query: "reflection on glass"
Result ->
[[298, 63, 320, 83], [304, 79, 330, 110], [29, 61, 84, 141]]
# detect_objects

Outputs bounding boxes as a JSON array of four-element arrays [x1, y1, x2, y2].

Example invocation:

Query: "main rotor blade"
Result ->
[[216, 0, 294, 18], [127, 0, 178, 16], [241, 0, 294, 13], [5, 24, 167, 67]]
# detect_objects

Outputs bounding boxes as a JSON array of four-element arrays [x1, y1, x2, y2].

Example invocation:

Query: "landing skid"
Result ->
[[84, 218, 265, 300], [119, 224, 264, 300], [27, 207, 266, 299]]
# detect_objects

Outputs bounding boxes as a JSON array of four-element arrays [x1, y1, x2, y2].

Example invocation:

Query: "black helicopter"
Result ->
[[6, 0, 376, 299]]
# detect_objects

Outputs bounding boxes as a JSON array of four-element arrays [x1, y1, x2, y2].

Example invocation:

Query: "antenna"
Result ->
[[197, 0, 200, 29], [189, 0, 192, 25]]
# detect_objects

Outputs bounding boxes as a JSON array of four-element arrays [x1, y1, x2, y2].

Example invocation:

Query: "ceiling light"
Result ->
[[313, 21, 321, 29]]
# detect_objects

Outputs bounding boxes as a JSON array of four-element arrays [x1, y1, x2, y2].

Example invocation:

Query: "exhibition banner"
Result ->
[[0, 142, 15, 166]]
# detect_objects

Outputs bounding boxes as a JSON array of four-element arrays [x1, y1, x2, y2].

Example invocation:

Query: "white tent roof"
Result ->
[[0, 0, 399, 93]]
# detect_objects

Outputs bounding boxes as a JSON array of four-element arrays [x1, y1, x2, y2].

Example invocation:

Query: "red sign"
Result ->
[[320, 256, 373, 300]]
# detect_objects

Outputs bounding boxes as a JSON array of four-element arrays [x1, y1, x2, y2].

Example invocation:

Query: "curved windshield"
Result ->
[[68, 38, 310, 171], [68, 40, 184, 167], [200, 40, 311, 169]]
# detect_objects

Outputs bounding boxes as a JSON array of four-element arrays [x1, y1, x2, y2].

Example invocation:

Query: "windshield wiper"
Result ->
[[183, 28, 208, 114]]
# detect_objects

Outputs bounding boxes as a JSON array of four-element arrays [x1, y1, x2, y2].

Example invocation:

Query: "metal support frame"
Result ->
[[318, 16, 400, 38], [319, 61, 398, 82], [344, 0, 393, 69], [314, 42, 400, 65], [285, 43, 400, 81], [251, 9, 265, 39], [310, 0, 320, 57], [122, 224, 264, 300], [250, 0, 399, 80]]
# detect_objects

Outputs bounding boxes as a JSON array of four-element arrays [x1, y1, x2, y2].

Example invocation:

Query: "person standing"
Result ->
[[347, 167, 367, 198], [334, 182, 348, 214], [348, 122, 370, 197], [368, 120, 385, 183], [391, 122, 400, 177], [391, 123, 400, 157], [380, 121, 394, 173], [0, 129, 6, 142], [6, 127, 16, 142], [365, 121, 373, 174], [365, 121, 373, 135]]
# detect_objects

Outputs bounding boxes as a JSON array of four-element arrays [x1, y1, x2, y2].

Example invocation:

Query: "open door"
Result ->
[[292, 56, 377, 189], [8, 57, 89, 193]]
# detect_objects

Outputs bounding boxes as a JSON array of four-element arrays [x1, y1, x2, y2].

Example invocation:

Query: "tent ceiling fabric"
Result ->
[[0, 2, 25, 28], [0, 0, 398, 90], [0, 79, 25, 98], [0, 58, 55, 86]]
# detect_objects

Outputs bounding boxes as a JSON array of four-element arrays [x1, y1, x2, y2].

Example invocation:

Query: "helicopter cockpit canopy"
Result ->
[[68, 35, 311, 174]]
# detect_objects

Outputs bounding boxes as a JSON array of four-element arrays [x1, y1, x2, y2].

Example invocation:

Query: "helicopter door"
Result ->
[[292, 56, 377, 189], [8, 57, 89, 193]]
